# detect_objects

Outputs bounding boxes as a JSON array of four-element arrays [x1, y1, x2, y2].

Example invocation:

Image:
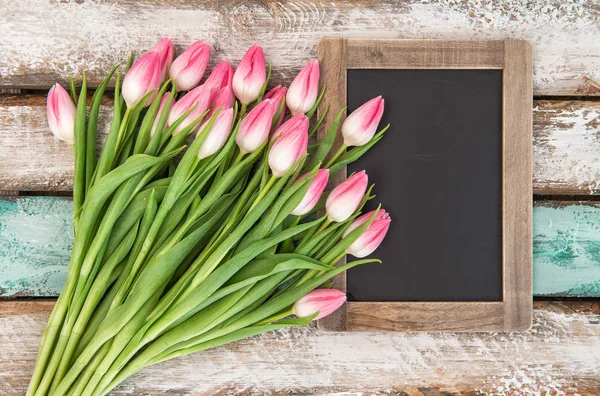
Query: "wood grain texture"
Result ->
[[502, 40, 533, 332], [316, 38, 347, 332], [0, 95, 113, 191], [534, 100, 600, 194], [347, 39, 505, 69], [534, 202, 600, 297], [0, 300, 598, 395], [4, 97, 600, 193], [347, 302, 505, 332], [1, 1, 600, 95], [0, 197, 72, 297]]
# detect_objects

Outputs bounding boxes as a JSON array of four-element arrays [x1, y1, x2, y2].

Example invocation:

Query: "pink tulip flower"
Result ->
[[122, 51, 164, 108], [204, 60, 234, 93], [167, 84, 213, 135], [286, 60, 320, 115], [271, 113, 309, 142], [341, 96, 385, 147], [206, 85, 235, 119], [268, 118, 308, 176], [292, 289, 346, 320], [233, 45, 266, 105], [150, 93, 174, 138], [198, 108, 234, 159], [343, 209, 391, 258], [169, 40, 211, 91], [291, 169, 330, 216], [47, 84, 77, 145], [325, 171, 368, 222], [235, 99, 275, 154], [264, 85, 287, 128], [150, 37, 175, 80]]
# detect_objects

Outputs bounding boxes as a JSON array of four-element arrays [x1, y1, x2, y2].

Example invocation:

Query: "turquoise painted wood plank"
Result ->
[[1, 197, 600, 297], [0, 197, 72, 296], [533, 202, 600, 297]]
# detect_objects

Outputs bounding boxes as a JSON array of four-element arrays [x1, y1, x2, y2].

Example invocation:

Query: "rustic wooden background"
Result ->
[[1, 1, 599, 394]]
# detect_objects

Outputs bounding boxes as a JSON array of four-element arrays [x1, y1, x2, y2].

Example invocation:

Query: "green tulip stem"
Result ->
[[116, 107, 133, 151], [248, 174, 277, 212], [232, 151, 246, 166], [297, 217, 331, 251], [252, 308, 293, 326], [239, 103, 248, 120], [329, 251, 347, 266], [324, 143, 347, 168], [315, 218, 332, 236]]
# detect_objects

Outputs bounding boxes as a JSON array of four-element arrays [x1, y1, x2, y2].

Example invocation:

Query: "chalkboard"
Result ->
[[346, 69, 504, 302], [317, 38, 532, 332]]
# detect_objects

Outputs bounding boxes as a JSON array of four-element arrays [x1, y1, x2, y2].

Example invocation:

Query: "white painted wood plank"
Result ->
[[533, 100, 600, 194], [0, 95, 112, 191], [2, 96, 599, 193], [0, 301, 598, 395], [0, 1, 599, 95]]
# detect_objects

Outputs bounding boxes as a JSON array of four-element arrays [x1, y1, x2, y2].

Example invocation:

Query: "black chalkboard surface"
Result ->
[[346, 69, 504, 302]]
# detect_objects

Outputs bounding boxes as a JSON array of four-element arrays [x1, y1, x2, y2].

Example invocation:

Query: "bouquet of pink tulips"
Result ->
[[30, 38, 390, 396]]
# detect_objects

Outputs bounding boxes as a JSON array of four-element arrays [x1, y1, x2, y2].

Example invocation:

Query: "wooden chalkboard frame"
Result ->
[[317, 38, 533, 332]]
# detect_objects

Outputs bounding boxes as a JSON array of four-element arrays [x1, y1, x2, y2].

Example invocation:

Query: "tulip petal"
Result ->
[[325, 171, 368, 222]]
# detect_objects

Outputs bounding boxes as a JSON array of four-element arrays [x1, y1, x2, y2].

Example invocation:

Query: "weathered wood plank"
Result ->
[[0, 95, 112, 191], [534, 202, 600, 297], [0, 197, 72, 297], [1, 1, 600, 95], [2, 96, 600, 193], [1, 197, 600, 298], [0, 301, 598, 395], [534, 101, 600, 194]]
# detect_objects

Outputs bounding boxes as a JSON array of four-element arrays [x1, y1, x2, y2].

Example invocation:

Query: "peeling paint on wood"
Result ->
[[0, 197, 72, 297], [0, 95, 112, 191], [534, 202, 600, 297], [0, 301, 598, 395], [1, 197, 600, 297], [1, 1, 600, 95], [2, 96, 600, 193], [534, 101, 600, 195]]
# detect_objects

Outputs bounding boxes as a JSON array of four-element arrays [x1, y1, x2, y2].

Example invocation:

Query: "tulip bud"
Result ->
[[151, 37, 175, 80], [47, 84, 77, 145], [233, 45, 266, 104], [341, 96, 385, 147], [206, 85, 235, 120], [167, 84, 213, 135], [198, 108, 234, 159], [122, 51, 164, 108], [343, 209, 391, 258], [264, 85, 287, 128], [268, 118, 308, 176], [291, 169, 330, 216], [169, 40, 211, 91], [325, 171, 368, 222], [271, 113, 308, 142], [292, 289, 346, 320], [286, 60, 320, 115], [204, 60, 234, 93], [150, 93, 174, 138], [235, 99, 274, 154]]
